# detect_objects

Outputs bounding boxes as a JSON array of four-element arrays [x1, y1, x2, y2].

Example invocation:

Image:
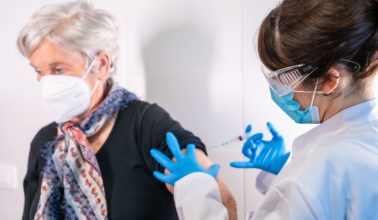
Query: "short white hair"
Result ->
[[17, 0, 119, 76]]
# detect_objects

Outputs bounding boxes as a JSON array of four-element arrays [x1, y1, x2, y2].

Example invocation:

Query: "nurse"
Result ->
[[150, 0, 378, 219]]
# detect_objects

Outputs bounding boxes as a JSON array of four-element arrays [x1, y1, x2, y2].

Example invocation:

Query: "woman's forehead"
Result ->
[[29, 39, 85, 68]]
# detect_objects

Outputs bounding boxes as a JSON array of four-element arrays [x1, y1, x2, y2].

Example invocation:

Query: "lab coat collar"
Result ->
[[292, 99, 378, 156]]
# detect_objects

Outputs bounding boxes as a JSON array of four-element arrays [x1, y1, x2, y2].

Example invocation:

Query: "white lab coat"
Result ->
[[174, 173, 229, 220], [174, 99, 378, 220]]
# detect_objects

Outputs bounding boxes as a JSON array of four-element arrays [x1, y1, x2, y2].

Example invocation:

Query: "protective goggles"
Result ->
[[262, 64, 318, 96], [262, 59, 361, 97]]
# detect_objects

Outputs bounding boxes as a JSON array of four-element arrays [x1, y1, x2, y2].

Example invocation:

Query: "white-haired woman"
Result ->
[[17, 1, 236, 219]]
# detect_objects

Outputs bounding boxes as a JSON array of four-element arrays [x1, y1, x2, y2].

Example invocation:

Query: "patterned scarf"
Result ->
[[35, 85, 137, 219]]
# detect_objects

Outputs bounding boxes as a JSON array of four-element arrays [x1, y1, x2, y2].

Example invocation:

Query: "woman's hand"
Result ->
[[230, 122, 290, 175]]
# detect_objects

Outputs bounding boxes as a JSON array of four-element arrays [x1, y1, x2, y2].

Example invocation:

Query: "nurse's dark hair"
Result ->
[[258, 0, 378, 79]]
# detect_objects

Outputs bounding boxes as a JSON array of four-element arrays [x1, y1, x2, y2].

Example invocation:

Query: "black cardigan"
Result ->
[[22, 100, 206, 220]]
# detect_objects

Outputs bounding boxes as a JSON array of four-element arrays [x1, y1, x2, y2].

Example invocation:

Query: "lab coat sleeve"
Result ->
[[174, 172, 229, 220], [256, 170, 276, 194]]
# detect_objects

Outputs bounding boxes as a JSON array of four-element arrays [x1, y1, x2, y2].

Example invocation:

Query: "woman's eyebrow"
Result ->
[[49, 62, 66, 68]]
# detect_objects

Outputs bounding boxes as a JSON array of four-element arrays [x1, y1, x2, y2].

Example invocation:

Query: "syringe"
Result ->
[[219, 134, 247, 147]]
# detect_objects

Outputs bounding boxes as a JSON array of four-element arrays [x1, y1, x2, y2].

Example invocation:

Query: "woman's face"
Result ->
[[29, 39, 105, 123]]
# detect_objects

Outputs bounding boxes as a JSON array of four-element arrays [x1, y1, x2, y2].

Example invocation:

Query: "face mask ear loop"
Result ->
[[90, 80, 100, 96], [81, 57, 97, 80], [309, 78, 319, 107], [82, 57, 101, 96]]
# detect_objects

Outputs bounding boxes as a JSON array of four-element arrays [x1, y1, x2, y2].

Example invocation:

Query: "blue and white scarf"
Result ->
[[36, 85, 137, 219]]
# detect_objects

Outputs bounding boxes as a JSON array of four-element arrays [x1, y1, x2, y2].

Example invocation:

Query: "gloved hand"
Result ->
[[230, 122, 290, 175], [150, 132, 220, 185]]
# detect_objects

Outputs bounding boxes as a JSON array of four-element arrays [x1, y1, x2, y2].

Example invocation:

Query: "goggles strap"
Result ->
[[309, 79, 319, 107]]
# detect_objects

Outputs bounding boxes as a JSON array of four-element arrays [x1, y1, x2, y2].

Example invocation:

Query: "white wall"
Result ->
[[0, 0, 317, 219]]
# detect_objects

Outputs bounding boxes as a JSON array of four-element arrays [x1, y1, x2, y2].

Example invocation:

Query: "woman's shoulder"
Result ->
[[127, 99, 163, 110], [120, 99, 170, 119], [281, 132, 378, 189], [30, 122, 57, 152]]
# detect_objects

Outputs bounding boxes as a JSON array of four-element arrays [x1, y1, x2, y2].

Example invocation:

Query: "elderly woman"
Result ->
[[150, 0, 378, 219], [17, 1, 236, 219]]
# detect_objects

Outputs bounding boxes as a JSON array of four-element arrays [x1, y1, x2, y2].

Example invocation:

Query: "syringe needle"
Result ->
[[219, 135, 246, 147]]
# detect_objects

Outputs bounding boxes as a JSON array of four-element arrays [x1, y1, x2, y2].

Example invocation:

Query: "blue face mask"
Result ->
[[269, 85, 320, 124]]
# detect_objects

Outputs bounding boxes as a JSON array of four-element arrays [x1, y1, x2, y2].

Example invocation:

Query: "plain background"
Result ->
[[0, 0, 330, 219]]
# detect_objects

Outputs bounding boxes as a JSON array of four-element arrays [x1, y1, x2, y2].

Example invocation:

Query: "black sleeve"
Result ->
[[22, 123, 57, 220], [137, 103, 207, 172]]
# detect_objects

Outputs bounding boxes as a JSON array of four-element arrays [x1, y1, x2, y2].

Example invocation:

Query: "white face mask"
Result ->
[[39, 58, 99, 123]]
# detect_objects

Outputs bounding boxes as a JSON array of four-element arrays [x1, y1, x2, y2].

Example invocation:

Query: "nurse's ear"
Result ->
[[95, 50, 111, 80], [320, 68, 340, 96]]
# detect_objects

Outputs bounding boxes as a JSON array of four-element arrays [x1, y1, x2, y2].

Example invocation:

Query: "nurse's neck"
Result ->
[[319, 77, 375, 122]]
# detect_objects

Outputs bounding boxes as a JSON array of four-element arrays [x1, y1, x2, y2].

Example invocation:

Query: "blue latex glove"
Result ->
[[230, 122, 290, 174], [150, 132, 220, 185]]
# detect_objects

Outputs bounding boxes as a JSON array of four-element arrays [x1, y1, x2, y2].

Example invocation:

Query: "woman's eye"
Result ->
[[54, 68, 66, 74]]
